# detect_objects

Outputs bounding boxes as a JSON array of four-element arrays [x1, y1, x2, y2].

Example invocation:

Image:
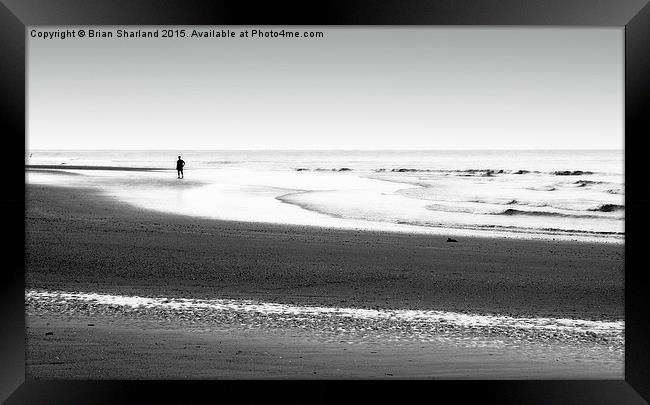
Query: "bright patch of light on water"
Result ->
[[26, 150, 624, 242]]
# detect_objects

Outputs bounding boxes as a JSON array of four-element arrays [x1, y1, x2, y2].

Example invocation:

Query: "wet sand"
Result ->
[[26, 164, 170, 171], [26, 314, 621, 379], [25, 180, 624, 378]]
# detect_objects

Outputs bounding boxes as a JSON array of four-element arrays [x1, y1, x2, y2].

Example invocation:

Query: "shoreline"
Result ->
[[26, 167, 624, 244], [26, 289, 624, 349]]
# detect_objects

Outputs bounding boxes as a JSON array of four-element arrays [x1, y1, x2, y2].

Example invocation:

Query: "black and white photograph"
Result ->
[[24, 26, 625, 379]]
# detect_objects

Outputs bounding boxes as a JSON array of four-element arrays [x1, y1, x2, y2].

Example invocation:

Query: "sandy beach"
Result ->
[[24, 25, 627, 381], [25, 178, 624, 378]]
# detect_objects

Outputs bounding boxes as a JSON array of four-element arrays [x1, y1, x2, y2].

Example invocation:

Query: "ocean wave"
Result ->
[[277, 193, 623, 241], [554, 170, 593, 176], [470, 199, 562, 209], [462, 199, 625, 216], [476, 200, 568, 210], [376, 168, 607, 177], [26, 289, 624, 349], [479, 225, 624, 237], [588, 204, 625, 213], [296, 167, 610, 177], [425, 204, 488, 215], [423, 201, 622, 220], [275, 192, 346, 220], [394, 220, 624, 238], [495, 209, 604, 219], [575, 180, 605, 187], [469, 199, 523, 206], [458, 222, 623, 237], [295, 168, 353, 172], [376, 168, 508, 176], [527, 186, 557, 192]]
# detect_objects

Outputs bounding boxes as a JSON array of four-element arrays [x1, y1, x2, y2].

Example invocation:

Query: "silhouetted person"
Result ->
[[176, 156, 185, 179]]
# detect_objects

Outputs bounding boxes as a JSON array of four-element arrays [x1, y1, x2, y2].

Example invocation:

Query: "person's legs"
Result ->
[[180, 169, 183, 179], [177, 170, 181, 178]]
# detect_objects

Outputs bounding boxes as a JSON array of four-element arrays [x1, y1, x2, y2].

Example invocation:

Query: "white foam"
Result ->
[[26, 168, 623, 242], [26, 289, 623, 338]]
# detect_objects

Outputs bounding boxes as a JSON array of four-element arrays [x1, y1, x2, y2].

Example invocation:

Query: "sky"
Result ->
[[27, 27, 623, 150]]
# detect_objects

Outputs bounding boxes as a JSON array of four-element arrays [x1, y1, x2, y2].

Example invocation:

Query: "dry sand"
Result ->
[[25, 180, 624, 378]]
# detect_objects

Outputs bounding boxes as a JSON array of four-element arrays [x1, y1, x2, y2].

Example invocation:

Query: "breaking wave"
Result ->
[[554, 170, 593, 176], [26, 289, 624, 350], [295, 168, 353, 172], [589, 204, 625, 213], [294, 168, 608, 177], [496, 209, 603, 219], [575, 180, 605, 187]]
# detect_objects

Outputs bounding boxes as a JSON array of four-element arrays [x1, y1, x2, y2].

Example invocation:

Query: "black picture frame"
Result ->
[[3, 0, 649, 403]]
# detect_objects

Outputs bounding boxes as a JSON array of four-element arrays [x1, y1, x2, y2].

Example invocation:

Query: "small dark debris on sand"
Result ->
[[447, 238, 458, 243], [45, 332, 54, 335]]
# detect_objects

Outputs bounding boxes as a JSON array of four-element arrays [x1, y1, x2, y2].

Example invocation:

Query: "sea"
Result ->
[[26, 149, 624, 243]]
